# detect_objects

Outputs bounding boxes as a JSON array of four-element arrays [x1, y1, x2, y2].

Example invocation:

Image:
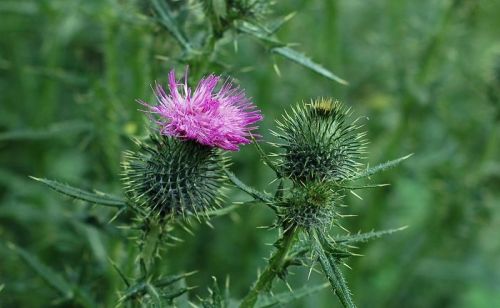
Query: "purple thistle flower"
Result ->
[[140, 69, 263, 151]]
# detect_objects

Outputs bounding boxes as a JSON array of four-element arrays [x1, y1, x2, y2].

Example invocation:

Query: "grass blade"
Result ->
[[7, 243, 74, 299]]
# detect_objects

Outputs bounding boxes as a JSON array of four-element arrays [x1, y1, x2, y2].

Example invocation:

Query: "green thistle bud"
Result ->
[[277, 181, 343, 230], [272, 98, 367, 182], [121, 135, 229, 219]]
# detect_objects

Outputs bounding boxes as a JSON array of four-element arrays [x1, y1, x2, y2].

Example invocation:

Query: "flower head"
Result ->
[[141, 69, 263, 151], [122, 135, 229, 219], [272, 98, 367, 182]]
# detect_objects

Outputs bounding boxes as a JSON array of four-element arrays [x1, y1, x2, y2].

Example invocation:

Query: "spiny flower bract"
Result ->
[[277, 182, 344, 230], [140, 69, 263, 151], [272, 98, 367, 183], [121, 135, 229, 219]]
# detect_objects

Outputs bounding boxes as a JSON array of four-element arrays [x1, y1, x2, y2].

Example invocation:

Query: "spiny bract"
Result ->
[[277, 181, 344, 230], [272, 98, 367, 183], [121, 135, 229, 219]]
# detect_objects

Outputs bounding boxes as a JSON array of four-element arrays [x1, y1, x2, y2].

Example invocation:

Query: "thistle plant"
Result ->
[[25, 2, 412, 307], [32, 75, 410, 306]]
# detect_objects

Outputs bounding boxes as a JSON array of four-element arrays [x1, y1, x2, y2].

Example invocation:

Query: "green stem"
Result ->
[[312, 229, 355, 308], [239, 226, 299, 308], [139, 220, 163, 279], [224, 169, 274, 204]]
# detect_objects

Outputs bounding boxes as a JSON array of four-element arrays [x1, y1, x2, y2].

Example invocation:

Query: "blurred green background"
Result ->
[[1, 0, 499, 307]]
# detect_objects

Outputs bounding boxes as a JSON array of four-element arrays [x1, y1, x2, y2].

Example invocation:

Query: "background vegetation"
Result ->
[[1, 0, 499, 307]]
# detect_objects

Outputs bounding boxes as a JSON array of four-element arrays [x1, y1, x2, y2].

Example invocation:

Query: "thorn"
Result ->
[[350, 190, 363, 200], [342, 262, 352, 270]]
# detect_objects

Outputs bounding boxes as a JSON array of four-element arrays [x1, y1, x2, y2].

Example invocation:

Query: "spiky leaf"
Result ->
[[30, 177, 126, 208], [335, 226, 408, 244], [273, 47, 348, 85], [350, 154, 413, 180]]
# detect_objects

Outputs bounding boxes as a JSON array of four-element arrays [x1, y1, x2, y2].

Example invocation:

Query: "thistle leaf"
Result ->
[[151, 0, 192, 51], [237, 23, 347, 85], [272, 47, 348, 85], [30, 177, 126, 208], [351, 154, 413, 180], [256, 283, 329, 308], [335, 226, 408, 244], [155, 271, 197, 288], [311, 230, 356, 308]]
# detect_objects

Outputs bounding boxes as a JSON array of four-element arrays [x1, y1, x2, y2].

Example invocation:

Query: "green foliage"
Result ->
[[255, 283, 329, 308], [1, 0, 500, 307], [7, 242, 96, 307], [0, 120, 92, 141], [30, 177, 126, 208], [122, 135, 229, 219]]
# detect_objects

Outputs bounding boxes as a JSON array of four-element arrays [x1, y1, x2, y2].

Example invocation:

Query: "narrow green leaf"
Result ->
[[155, 271, 197, 288], [335, 226, 408, 244], [0, 121, 91, 141], [224, 170, 273, 203], [109, 258, 130, 287], [272, 47, 348, 85], [237, 22, 282, 45], [30, 177, 126, 208], [267, 12, 296, 34], [311, 231, 356, 308], [8, 242, 74, 299], [238, 23, 347, 85], [151, 0, 192, 51], [0, 284, 5, 293], [351, 154, 413, 180], [256, 283, 329, 308], [120, 282, 147, 301], [162, 287, 190, 302]]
